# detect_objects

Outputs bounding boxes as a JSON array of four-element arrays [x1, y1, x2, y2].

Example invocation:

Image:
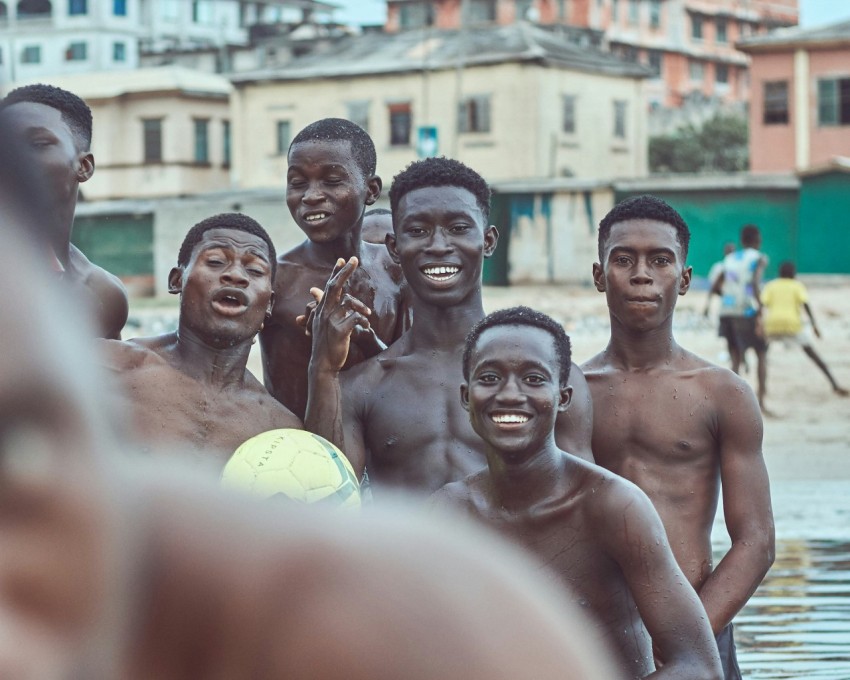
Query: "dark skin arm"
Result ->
[[698, 374, 775, 634], [803, 302, 821, 338], [554, 365, 594, 463], [304, 258, 370, 477], [605, 486, 722, 680]]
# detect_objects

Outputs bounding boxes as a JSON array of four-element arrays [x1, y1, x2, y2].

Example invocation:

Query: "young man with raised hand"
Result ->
[[583, 195, 775, 680], [0, 83, 128, 339], [306, 157, 594, 497], [260, 118, 410, 420], [432, 306, 723, 680], [99, 213, 301, 465]]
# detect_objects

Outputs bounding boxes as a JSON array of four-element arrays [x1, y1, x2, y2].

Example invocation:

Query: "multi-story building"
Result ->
[[738, 18, 850, 173], [384, 0, 799, 109], [229, 22, 650, 188]]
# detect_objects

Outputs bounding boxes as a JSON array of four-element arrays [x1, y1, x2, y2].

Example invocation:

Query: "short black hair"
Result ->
[[598, 195, 690, 262], [463, 306, 572, 387], [1, 83, 93, 149], [779, 261, 796, 278], [364, 207, 392, 217], [177, 213, 276, 278], [289, 118, 376, 178], [389, 157, 491, 220], [741, 224, 761, 248]]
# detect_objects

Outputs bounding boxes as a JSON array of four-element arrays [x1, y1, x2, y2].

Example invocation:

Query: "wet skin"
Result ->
[[308, 185, 594, 497], [260, 139, 409, 419], [582, 218, 775, 635], [99, 228, 301, 465], [361, 211, 393, 245], [432, 324, 723, 680], [0, 101, 127, 339]]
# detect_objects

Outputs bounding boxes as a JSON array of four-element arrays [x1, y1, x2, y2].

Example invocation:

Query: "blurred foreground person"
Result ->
[[0, 144, 619, 679]]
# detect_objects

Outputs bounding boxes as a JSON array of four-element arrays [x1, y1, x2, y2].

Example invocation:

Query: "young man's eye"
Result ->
[[655, 257, 671, 265], [525, 375, 546, 385], [450, 223, 471, 233], [478, 373, 500, 384]]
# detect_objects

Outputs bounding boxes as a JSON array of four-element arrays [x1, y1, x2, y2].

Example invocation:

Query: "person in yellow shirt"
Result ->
[[761, 261, 848, 399]]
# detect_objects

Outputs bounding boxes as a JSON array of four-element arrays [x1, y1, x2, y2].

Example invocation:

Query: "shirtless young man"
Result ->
[[432, 307, 722, 680], [100, 213, 301, 465], [260, 118, 409, 420], [0, 189, 620, 680], [307, 157, 594, 497], [0, 83, 127, 339], [582, 195, 775, 679], [361, 207, 394, 245]]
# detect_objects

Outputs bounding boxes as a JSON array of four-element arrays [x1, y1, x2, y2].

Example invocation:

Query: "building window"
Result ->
[[276, 120, 291, 155], [818, 77, 850, 126], [613, 100, 627, 139], [113, 41, 126, 61], [716, 63, 729, 84], [346, 100, 370, 133], [716, 18, 727, 43], [143, 118, 163, 163], [21, 45, 41, 64], [611, 0, 619, 22], [516, 0, 532, 20], [739, 21, 750, 37], [628, 0, 638, 24], [458, 95, 491, 133], [562, 94, 576, 133], [763, 81, 789, 125], [647, 50, 663, 78], [691, 14, 703, 40], [388, 103, 412, 146], [222, 120, 231, 166], [66, 41, 87, 61], [464, 0, 496, 23], [68, 0, 86, 15], [161, 0, 179, 20], [619, 44, 638, 62], [192, 0, 213, 23], [688, 59, 704, 82], [193, 119, 209, 164], [649, 0, 661, 28], [399, 1, 433, 28], [113, 0, 126, 15]]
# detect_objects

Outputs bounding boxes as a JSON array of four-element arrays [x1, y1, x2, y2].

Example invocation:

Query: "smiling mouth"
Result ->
[[304, 212, 329, 223], [490, 412, 530, 426], [422, 265, 460, 282]]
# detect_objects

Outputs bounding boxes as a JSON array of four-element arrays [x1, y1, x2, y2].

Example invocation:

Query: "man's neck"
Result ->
[[604, 316, 681, 371], [303, 225, 363, 266], [170, 326, 252, 387], [407, 295, 486, 352], [485, 440, 567, 514]]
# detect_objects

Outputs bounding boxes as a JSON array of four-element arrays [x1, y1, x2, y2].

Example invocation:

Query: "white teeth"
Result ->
[[305, 213, 327, 222], [492, 414, 529, 424], [423, 266, 460, 280]]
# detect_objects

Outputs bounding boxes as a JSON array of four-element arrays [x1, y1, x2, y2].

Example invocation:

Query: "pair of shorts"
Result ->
[[716, 622, 743, 680], [719, 316, 767, 353], [768, 329, 812, 348]]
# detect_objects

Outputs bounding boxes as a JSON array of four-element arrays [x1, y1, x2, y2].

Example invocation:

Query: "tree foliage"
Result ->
[[649, 113, 748, 173]]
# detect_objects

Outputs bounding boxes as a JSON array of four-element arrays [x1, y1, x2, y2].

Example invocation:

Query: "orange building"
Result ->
[[738, 19, 850, 173], [385, 0, 798, 108]]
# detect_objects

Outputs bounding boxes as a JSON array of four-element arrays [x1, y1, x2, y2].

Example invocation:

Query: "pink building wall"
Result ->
[[807, 48, 850, 168], [749, 51, 796, 173]]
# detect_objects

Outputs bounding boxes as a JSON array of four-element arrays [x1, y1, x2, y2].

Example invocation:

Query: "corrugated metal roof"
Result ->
[[737, 18, 850, 51], [231, 22, 651, 85]]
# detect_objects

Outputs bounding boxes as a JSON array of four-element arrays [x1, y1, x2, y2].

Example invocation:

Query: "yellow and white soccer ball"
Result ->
[[221, 429, 360, 508]]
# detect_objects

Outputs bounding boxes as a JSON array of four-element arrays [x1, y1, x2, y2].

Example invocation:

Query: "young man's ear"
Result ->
[[483, 225, 499, 259], [558, 385, 573, 413], [385, 232, 400, 264], [679, 265, 693, 296], [365, 176, 382, 206], [76, 151, 95, 183], [592, 262, 606, 292], [266, 291, 275, 317], [460, 383, 470, 412], [167, 267, 183, 295]]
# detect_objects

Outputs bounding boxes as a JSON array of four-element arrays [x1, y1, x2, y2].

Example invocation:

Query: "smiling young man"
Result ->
[[431, 307, 722, 680], [582, 196, 775, 679], [260, 118, 410, 420], [0, 84, 128, 339], [99, 213, 301, 465], [306, 157, 594, 497]]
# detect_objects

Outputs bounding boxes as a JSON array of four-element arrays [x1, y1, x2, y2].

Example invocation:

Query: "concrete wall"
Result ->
[[231, 61, 647, 190], [807, 48, 850, 169], [748, 50, 796, 173]]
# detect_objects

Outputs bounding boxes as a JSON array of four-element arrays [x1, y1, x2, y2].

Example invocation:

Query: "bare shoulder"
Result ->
[[429, 469, 488, 511], [579, 350, 610, 376], [360, 242, 403, 281], [69, 245, 129, 338], [341, 334, 407, 390], [95, 335, 167, 372], [576, 461, 658, 527]]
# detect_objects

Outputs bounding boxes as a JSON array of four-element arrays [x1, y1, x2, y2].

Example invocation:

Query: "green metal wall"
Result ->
[[798, 171, 850, 274], [72, 213, 154, 277], [484, 192, 511, 285], [614, 188, 798, 280]]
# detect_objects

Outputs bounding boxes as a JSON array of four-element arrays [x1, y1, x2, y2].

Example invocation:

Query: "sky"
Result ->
[[331, 0, 850, 28]]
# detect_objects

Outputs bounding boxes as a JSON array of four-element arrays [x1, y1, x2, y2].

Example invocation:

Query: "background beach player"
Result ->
[[582, 196, 775, 679], [0, 83, 127, 339], [99, 213, 301, 466], [433, 306, 723, 679], [260, 118, 410, 420], [306, 157, 594, 497]]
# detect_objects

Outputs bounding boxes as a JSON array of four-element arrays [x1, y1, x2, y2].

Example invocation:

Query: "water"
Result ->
[[713, 480, 850, 679]]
